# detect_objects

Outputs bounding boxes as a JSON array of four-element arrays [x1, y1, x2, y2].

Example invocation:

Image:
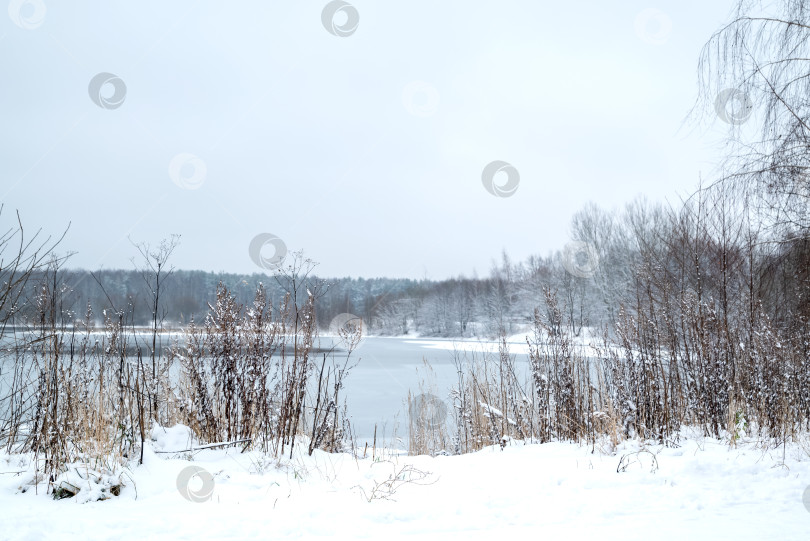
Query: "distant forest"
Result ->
[[6, 188, 809, 341], [15, 267, 427, 333]]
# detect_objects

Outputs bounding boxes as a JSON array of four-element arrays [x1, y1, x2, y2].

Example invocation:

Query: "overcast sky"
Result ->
[[1, 1, 742, 279]]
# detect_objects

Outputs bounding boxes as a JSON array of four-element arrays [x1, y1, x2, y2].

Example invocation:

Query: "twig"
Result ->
[[154, 438, 251, 454]]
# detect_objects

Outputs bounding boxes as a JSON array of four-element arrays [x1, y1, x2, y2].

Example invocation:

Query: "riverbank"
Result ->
[[2, 424, 808, 540]]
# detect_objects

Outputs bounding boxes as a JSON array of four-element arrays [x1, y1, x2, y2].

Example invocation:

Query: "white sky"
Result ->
[[1, 1, 742, 279]]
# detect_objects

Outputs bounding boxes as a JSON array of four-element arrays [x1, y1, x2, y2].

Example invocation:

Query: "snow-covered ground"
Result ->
[[2, 425, 809, 540], [402, 326, 610, 357]]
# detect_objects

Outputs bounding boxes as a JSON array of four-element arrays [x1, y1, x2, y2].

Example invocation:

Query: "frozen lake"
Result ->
[[0, 332, 533, 446], [333, 336, 531, 444]]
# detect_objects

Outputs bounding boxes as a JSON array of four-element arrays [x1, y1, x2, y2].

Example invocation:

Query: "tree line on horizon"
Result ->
[[3, 183, 808, 346]]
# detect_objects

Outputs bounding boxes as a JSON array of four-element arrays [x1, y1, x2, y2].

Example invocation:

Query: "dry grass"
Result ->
[[0, 270, 357, 497], [407, 359, 451, 456]]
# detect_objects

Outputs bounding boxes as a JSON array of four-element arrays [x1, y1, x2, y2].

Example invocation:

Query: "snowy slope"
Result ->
[[1, 426, 809, 540]]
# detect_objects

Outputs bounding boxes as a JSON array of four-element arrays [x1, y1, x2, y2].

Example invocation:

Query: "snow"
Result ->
[[404, 337, 532, 355], [2, 426, 809, 540], [403, 327, 611, 356]]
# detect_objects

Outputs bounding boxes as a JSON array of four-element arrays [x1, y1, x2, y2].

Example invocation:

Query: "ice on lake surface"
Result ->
[[0, 332, 532, 444], [333, 336, 531, 442]]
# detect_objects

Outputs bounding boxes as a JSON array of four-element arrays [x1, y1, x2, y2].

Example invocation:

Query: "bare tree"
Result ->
[[696, 0, 810, 237], [0, 206, 69, 342], [130, 234, 180, 423]]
